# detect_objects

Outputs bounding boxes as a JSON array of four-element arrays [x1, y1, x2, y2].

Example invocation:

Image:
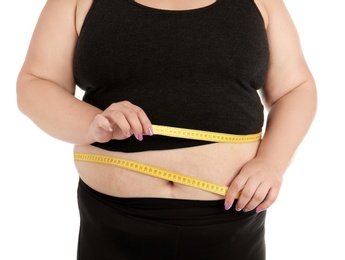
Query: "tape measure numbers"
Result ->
[[74, 152, 237, 197], [74, 125, 260, 196], [152, 125, 261, 143]]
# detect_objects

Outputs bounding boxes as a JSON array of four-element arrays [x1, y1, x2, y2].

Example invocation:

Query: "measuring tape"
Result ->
[[152, 125, 261, 143], [74, 152, 237, 197], [74, 125, 260, 196]]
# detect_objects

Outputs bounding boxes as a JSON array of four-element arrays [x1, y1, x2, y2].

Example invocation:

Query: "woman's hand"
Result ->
[[90, 101, 153, 143], [224, 157, 284, 213]]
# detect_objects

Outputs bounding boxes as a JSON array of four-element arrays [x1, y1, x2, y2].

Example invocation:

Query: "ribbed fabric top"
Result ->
[[73, 0, 269, 152]]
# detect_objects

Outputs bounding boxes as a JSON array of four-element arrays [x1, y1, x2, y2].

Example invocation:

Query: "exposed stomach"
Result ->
[[74, 141, 260, 200]]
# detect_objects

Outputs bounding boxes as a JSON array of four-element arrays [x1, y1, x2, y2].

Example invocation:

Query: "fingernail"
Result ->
[[137, 134, 143, 141], [236, 207, 242, 212], [108, 126, 113, 132], [126, 131, 131, 137], [243, 208, 250, 213], [224, 202, 231, 211], [148, 128, 154, 136], [256, 208, 263, 213]]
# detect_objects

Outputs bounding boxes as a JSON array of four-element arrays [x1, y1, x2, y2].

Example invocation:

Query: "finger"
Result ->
[[92, 114, 116, 143], [242, 183, 269, 212], [255, 188, 279, 213], [106, 111, 132, 137], [235, 178, 262, 212], [94, 114, 113, 132], [123, 102, 153, 137], [137, 109, 153, 136], [224, 177, 247, 211], [123, 109, 146, 141]]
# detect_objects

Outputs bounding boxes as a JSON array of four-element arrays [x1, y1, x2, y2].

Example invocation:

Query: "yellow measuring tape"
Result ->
[[74, 152, 232, 197], [152, 125, 262, 143], [74, 125, 261, 197]]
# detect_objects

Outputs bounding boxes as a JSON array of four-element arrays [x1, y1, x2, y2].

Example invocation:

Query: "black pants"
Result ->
[[77, 179, 266, 260]]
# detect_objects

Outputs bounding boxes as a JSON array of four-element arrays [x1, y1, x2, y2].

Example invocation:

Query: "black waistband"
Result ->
[[78, 178, 253, 226]]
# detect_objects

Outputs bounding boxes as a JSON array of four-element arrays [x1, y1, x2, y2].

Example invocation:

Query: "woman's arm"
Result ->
[[16, 0, 152, 145], [16, 0, 96, 144], [225, 0, 317, 212]]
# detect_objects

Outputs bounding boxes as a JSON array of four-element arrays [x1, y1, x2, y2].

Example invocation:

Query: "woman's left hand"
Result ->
[[224, 157, 284, 213]]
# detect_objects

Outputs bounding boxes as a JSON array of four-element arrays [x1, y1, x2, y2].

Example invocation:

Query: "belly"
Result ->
[[73, 142, 260, 200]]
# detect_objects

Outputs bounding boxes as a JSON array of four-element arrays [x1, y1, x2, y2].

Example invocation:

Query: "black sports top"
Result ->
[[73, 0, 270, 152]]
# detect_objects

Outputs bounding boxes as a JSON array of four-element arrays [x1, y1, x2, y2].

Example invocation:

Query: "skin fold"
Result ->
[[16, 0, 317, 213]]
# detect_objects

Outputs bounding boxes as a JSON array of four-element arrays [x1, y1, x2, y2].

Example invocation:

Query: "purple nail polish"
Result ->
[[138, 134, 143, 141], [224, 203, 231, 210], [256, 208, 263, 213], [148, 128, 154, 136]]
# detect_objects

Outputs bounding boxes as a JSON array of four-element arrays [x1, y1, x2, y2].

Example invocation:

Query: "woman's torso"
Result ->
[[74, 0, 268, 200]]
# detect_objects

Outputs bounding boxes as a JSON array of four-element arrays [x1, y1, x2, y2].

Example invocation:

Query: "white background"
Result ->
[[1, 0, 344, 259]]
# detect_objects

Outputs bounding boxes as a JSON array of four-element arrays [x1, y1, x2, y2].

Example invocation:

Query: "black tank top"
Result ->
[[73, 0, 269, 152]]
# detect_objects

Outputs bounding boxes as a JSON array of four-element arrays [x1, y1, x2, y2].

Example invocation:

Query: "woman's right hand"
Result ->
[[16, 1, 155, 146], [91, 101, 154, 143]]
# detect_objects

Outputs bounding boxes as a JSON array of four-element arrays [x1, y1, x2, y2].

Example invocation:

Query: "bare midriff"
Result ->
[[74, 141, 260, 200], [74, 0, 265, 200]]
